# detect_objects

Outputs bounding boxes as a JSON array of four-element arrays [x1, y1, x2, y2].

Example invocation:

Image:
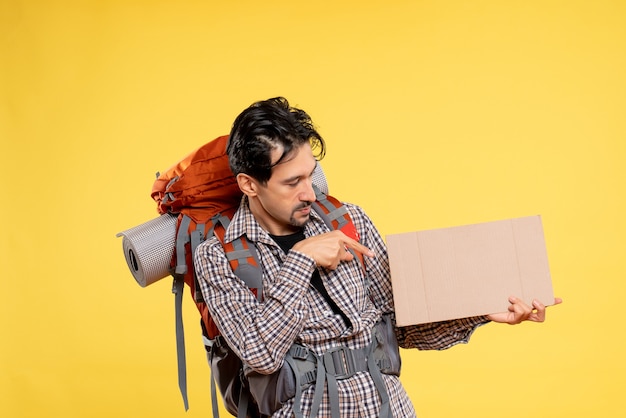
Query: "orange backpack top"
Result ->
[[151, 134, 241, 223]]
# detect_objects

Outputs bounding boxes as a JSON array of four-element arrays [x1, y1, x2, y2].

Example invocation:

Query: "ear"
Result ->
[[236, 173, 258, 197]]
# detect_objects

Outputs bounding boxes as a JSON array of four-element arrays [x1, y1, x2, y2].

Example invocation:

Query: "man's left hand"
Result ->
[[487, 296, 563, 324]]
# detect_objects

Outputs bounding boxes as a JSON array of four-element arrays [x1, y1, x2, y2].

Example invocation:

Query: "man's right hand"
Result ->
[[292, 230, 375, 270]]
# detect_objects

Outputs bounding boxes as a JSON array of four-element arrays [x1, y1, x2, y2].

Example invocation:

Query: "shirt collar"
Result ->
[[224, 196, 327, 244]]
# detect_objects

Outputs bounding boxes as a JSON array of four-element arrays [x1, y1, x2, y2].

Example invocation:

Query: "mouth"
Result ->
[[289, 204, 312, 227], [295, 204, 311, 216]]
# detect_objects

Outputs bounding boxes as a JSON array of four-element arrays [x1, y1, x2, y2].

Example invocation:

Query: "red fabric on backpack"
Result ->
[[151, 135, 242, 224]]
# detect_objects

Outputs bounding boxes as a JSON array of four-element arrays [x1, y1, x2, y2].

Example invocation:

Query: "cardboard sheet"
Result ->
[[386, 216, 554, 326]]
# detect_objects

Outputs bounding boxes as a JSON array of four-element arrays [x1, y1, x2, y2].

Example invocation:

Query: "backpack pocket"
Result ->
[[244, 359, 297, 416], [209, 338, 247, 416], [372, 314, 402, 376]]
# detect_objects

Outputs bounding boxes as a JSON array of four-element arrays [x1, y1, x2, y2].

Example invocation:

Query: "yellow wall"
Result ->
[[2, 1, 624, 417]]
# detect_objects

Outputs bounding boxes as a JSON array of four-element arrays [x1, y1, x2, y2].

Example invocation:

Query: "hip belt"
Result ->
[[246, 314, 401, 418]]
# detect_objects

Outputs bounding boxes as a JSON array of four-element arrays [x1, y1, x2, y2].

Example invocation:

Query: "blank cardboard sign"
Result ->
[[386, 216, 554, 326]]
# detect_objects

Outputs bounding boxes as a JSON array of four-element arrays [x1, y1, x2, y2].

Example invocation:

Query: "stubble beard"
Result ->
[[289, 202, 312, 228]]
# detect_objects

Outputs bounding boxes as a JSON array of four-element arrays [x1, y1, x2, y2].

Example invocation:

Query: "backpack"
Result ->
[[121, 135, 365, 417]]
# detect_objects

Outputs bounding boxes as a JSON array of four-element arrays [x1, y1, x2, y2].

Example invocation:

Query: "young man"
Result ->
[[194, 97, 559, 417]]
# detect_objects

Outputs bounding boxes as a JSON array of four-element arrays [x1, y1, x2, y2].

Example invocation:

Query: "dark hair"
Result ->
[[227, 97, 326, 184]]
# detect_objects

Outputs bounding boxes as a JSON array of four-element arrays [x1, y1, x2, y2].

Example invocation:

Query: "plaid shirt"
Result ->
[[194, 197, 489, 417]]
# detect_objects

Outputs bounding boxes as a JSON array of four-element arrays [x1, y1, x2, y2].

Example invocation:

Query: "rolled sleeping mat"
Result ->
[[117, 163, 329, 287], [312, 161, 328, 196], [116, 214, 177, 287]]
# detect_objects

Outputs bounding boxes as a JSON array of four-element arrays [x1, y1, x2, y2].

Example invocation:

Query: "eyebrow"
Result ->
[[282, 161, 318, 184]]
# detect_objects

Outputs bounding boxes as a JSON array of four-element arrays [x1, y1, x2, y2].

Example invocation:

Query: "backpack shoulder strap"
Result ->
[[211, 214, 263, 301]]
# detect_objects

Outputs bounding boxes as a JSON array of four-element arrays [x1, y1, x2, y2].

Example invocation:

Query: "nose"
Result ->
[[300, 177, 317, 203]]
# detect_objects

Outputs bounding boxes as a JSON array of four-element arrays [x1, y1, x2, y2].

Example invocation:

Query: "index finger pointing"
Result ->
[[344, 238, 375, 258]]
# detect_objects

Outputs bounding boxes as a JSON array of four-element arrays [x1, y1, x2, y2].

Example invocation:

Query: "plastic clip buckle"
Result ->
[[323, 346, 356, 380]]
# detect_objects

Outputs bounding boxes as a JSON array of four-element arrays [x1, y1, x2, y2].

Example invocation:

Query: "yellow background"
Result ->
[[2, 1, 624, 417]]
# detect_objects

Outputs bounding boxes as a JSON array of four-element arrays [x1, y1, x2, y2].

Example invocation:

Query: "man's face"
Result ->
[[250, 142, 318, 236]]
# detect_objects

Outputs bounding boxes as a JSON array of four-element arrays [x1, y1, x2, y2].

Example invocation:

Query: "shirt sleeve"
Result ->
[[395, 316, 491, 350], [194, 237, 315, 374]]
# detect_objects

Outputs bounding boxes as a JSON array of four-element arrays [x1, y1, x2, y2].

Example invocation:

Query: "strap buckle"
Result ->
[[290, 344, 310, 360], [323, 346, 357, 380]]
